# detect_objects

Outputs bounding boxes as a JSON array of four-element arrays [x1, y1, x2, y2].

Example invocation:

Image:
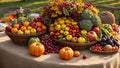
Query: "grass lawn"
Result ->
[[0, 0, 120, 23]]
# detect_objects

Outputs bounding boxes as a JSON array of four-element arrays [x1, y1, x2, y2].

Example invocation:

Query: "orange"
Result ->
[[23, 22, 29, 27], [20, 26, 26, 31], [35, 22, 42, 27], [13, 24, 19, 29], [11, 28, 18, 33], [41, 25, 46, 30]]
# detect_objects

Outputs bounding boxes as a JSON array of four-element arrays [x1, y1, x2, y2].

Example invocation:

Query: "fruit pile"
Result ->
[[5, 17, 46, 35], [91, 36, 119, 51], [49, 16, 101, 43]]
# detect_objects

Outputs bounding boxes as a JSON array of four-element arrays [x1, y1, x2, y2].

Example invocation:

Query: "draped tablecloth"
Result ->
[[0, 32, 120, 68]]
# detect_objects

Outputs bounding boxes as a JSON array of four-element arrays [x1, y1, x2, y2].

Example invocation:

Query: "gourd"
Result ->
[[59, 47, 74, 60], [28, 37, 40, 47], [78, 20, 93, 31], [29, 42, 45, 57], [81, 9, 93, 19], [74, 51, 80, 57], [91, 14, 101, 26]]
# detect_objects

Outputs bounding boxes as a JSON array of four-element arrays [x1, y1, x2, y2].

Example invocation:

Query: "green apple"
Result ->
[[77, 37, 86, 43], [27, 26, 32, 30], [25, 30, 30, 34], [17, 30, 24, 34], [64, 31, 69, 36], [30, 28, 36, 34], [66, 35, 73, 41]]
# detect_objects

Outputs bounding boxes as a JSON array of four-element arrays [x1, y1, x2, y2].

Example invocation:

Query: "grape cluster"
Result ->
[[99, 36, 119, 47], [39, 35, 62, 54], [34, 16, 44, 23], [70, 12, 83, 22]]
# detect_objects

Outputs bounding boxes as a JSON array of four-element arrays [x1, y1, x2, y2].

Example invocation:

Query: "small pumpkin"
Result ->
[[74, 51, 80, 57], [29, 42, 45, 57], [59, 47, 74, 60]]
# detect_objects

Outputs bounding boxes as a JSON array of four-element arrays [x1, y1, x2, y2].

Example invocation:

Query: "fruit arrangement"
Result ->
[[90, 35, 119, 54]]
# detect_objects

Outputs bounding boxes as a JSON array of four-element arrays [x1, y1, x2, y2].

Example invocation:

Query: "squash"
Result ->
[[81, 9, 93, 19], [59, 47, 74, 60], [74, 51, 80, 57], [29, 42, 45, 57], [78, 20, 93, 31], [28, 37, 40, 47], [91, 14, 101, 26]]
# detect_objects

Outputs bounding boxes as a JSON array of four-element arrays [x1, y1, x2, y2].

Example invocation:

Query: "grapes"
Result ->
[[99, 36, 119, 47], [70, 12, 83, 22], [39, 35, 62, 55]]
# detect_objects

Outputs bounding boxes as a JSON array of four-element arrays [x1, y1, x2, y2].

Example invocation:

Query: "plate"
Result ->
[[0, 23, 8, 32], [90, 47, 119, 55]]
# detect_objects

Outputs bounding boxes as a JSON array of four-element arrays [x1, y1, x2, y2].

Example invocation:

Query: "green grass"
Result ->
[[0, 0, 120, 24]]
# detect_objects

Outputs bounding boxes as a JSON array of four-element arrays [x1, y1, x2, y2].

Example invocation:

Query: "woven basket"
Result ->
[[5, 30, 46, 46], [98, 11, 115, 24], [90, 47, 119, 55], [53, 39, 96, 50]]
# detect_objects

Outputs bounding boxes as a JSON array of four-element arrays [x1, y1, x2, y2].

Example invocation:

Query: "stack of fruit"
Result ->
[[49, 16, 101, 44], [5, 15, 46, 35]]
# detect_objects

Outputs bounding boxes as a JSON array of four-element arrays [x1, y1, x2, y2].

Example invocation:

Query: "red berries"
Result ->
[[82, 55, 88, 59]]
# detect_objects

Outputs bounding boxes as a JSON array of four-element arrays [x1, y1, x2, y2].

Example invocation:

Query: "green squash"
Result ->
[[81, 9, 93, 19], [91, 15, 101, 26], [28, 37, 40, 47]]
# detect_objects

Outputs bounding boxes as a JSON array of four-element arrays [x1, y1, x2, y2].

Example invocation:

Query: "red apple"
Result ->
[[92, 27, 100, 34], [87, 31, 97, 41], [49, 26, 55, 32], [82, 55, 88, 59], [37, 28, 42, 32], [71, 37, 78, 43], [5, 26, 12, 32]]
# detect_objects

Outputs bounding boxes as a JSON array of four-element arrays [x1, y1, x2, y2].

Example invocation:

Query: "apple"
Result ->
[[77, 37, 86, 43], [24, 30, 30, 34], [5, 26, 12, 32], [92, 27, 100, 34], [87, 31, 97, 42], [37, 28, 42, 32], [49, 26, 55, 32], [27, 26, 32, 30], [82, 55, 88, 59], [30, 28, 36, 34], [71, 37, 78, 43], [66, 35, 73, 41], [17, 30, 24, 34], [103, 44, 112, 51], [32, 25, 38, 29]]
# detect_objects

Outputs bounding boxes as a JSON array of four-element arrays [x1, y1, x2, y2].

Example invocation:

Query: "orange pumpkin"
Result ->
[[74, 51, 80, 57], [29, 42, 45, 57], [59, 47, 74, 60]]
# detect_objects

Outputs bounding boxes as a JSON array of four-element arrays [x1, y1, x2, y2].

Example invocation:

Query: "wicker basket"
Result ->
[[5, 30, 46, 46], [53, 39, 96, 50], [90, 47, 119, 55]]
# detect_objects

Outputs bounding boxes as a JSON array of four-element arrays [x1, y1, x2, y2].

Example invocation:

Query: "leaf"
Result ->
[[62, 7, 69, 16]]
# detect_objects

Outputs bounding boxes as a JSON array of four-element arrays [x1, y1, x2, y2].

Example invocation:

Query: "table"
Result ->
[[0, 32, 120, 68]]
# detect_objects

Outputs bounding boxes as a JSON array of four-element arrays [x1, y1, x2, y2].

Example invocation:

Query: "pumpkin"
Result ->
[[29, 42, 45, 57], [74, 51, 80, 57], [59, 47, 74, 60]]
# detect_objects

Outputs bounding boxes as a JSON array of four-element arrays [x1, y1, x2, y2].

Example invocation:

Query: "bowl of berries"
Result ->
[[5, 16, 47, 46], [90, 36, 120, 54]]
